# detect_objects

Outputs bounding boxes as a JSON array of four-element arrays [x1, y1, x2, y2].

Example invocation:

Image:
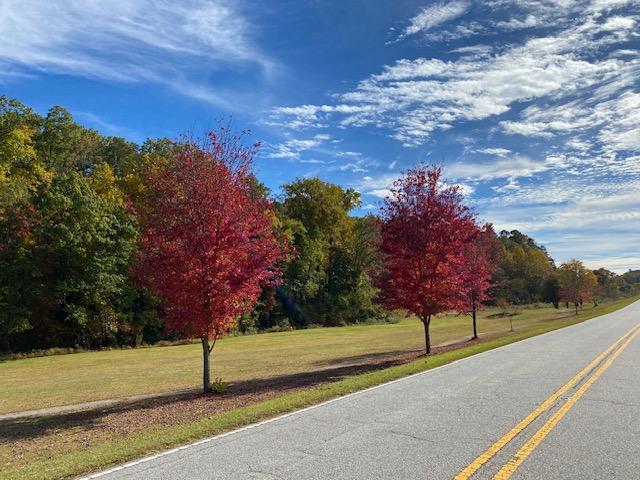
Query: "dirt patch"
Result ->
[[0, 336, 485, 471]]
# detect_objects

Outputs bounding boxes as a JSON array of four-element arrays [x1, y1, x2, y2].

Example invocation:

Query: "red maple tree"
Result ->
[[378, 166, 477, 354], [460, 224, 500, 339], [134, 130, 286, 392]]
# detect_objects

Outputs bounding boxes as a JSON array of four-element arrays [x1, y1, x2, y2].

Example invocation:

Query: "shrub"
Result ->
[[210, 377, 229, 394]]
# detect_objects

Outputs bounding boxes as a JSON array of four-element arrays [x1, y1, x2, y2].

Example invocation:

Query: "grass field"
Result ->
[[0, 299, 634, 414], [1, 296, 637, 480]]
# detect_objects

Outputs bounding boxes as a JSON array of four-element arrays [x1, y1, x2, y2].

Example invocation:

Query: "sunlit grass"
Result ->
[[0, 298, 635, 414], [1, 296, 636, 480]]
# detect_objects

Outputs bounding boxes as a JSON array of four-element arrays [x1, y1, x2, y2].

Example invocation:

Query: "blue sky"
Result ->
[[1, 0, 639, 271]]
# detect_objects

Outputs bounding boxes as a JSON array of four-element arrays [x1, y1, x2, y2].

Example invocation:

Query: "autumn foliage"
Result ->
[[5, 96, 636, 377], [378, 166, 477, 353], [557, 259, 598, 314], [460, 224, 500, 339], [134, 130, 286, 391]]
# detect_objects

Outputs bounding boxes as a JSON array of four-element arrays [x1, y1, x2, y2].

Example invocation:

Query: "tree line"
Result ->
[[1, 97, 638, 363]]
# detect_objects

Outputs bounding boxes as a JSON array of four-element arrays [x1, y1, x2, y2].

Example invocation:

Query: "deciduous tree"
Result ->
[[460, 224, 499, 339], [493, 230, 555, 304], [378, 166, 476, 354], [134, 131, 286, 392], [278, 178, 382, 326], [557, 259, 596, 314]]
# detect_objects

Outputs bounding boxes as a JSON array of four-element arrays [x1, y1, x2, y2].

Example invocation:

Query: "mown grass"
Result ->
[[1, 296, 637, 480], [0, 299, 634, 414]]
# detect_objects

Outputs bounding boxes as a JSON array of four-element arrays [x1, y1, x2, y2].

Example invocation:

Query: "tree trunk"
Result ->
[[422, 315, 431, 355], [201, 337, 212, 393], [472, 304, 478, 340], [574, 302, 579, 315]]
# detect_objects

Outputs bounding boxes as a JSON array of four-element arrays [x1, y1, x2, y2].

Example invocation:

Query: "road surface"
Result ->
[[86, 300, 640, 479]]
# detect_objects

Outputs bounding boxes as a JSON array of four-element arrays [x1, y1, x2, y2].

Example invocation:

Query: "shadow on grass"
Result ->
[[310, 349, 423, 368], [0, 336, 488, 444], [0, 352, 422, 443]]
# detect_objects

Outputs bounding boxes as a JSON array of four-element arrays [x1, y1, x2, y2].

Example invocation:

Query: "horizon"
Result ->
[[2, 0, 638, 272]]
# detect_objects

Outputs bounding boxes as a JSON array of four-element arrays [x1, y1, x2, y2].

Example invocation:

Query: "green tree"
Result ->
[[36, 106, 102, 174], [278, 178, 383, 326], [494, 230, 555, 304], [593, 268, 621, 300], [0, 97, 50, 217], [542, 274, 561, 308], [0, 202, 37, 349], [28, 173, 137, 347]]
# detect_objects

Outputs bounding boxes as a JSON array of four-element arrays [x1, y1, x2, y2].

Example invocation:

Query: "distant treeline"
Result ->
[[1, 97, 638, 353]]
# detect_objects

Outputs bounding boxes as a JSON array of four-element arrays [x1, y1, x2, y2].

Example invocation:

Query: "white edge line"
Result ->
[[79, 300, 639, 479]]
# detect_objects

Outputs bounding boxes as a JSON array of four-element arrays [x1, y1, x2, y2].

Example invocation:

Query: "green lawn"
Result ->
[[1, 296, 638, 480], [0, 299, 634, 414]]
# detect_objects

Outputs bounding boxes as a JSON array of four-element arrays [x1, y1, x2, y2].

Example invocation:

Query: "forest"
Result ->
[[1, 96, 639, 354]]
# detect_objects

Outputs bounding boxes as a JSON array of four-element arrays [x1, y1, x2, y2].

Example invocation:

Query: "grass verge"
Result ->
[[2, 296, 637, 480], [2, 301, 610, 414]]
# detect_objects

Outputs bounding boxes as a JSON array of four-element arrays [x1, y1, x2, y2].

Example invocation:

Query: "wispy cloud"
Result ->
[[475, 148, 511, 157], [478, 177, 640, 234], [0, 0, 276, 108], [264, 134, 331, 159], [271, 1, 639, 148], [501, 89, 640, 153], [393, 1, 470, 42], [446, 156, 549, 181], [73, 110, 145, 142], [582, 256, 640, 273]]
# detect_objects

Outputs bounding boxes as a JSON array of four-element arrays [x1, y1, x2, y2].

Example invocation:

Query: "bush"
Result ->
[[232, 314, 258, 335], [210, 377, 229, 394]]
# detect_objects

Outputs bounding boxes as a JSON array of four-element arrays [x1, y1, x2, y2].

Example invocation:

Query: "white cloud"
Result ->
[[264, 134, 331, 159], [447, 182, 475, 196], [360, 203, 378, 210], [353, 170, 476, 200], [502, 89, 640, 152], [543, 192, 640, 229], [339, 162, 368, 173], [368, 188, 392, 198], [336, 151, 362, 158], [476, 148, 511, 157], [492, 177, 521, 192], [583, 256, 640, 273], [446, 156, 550, 181], [0, 0, 275, 107], [395, 1, 470, 41], [451, 44, 493, 55], [353, 173, 399, 199], [601, 15, 636, 30], [479, 177, 640, 234], [271, 8, 637, 146], [497, 14, 539, 30], [299, 159, 329, 164]]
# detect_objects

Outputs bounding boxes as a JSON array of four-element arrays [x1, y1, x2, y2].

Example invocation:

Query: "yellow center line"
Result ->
[[454, 322, 640, 480], [492, 325, 640, 479]]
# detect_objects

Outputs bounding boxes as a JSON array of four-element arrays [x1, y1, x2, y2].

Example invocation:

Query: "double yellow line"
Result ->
[[455, 322, 640, 480]]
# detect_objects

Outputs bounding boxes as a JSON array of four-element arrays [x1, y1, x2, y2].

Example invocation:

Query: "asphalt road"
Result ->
[[88, 300, 640, 480]]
